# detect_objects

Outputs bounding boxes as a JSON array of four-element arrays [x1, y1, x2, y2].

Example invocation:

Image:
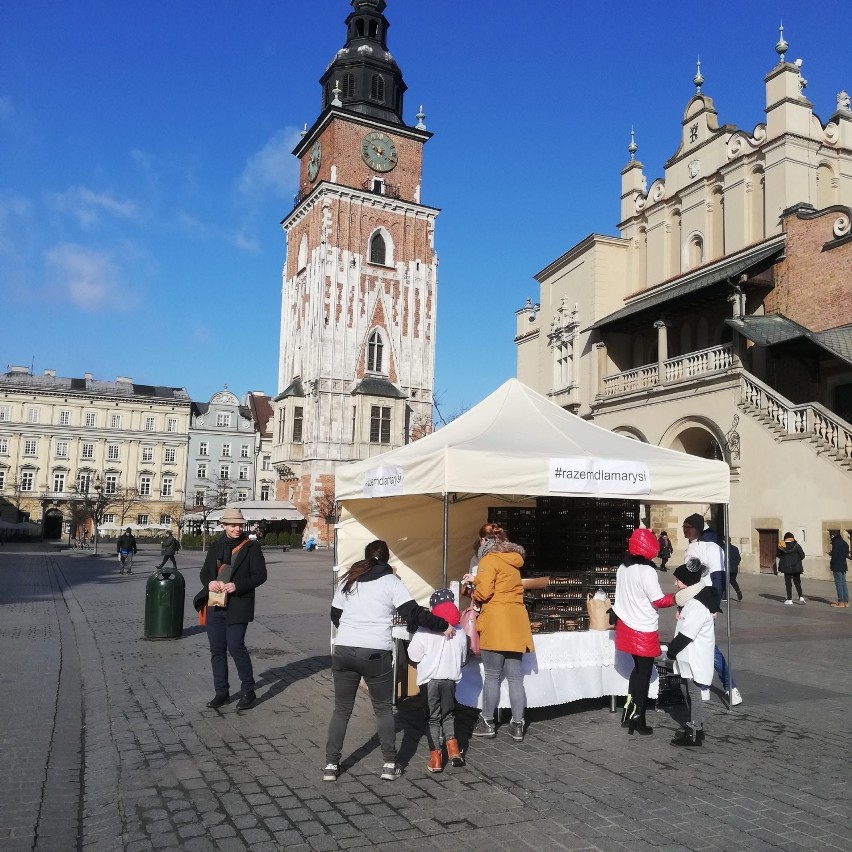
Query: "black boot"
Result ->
[[671, 726, 704, 747], [628, 713, 653, 736]]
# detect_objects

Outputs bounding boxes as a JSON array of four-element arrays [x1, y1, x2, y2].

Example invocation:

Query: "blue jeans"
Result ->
[[714, 645, 735, 690], [711, 570, 727, 600], [206, 606, 255, 696], [326, 646, 396, 765], [481, 650, 526, 722], [833, 571, 849, 603]]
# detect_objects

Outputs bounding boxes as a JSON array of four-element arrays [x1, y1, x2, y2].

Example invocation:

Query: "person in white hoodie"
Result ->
[[407, 588, 468, 773]]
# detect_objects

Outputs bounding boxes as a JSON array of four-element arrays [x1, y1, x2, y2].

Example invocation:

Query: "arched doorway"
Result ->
[[43, 508, 64, 540]]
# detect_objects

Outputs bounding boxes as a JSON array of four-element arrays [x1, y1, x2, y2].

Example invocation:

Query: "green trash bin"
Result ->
[[144, 567, 186, 640]]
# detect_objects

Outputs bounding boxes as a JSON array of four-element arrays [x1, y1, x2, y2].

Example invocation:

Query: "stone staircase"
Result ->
[[739, 372, 852, 473]]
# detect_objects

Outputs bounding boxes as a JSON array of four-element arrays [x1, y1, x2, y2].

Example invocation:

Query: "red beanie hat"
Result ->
[[431, 601, 461, 625], [628, 528, 659, 560]]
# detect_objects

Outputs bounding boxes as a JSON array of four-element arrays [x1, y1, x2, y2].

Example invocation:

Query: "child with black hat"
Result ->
[[407, 588, 468, 772], [666, 558, 721, 747]]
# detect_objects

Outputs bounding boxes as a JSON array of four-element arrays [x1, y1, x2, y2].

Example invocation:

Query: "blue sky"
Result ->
[[2, 1, 851, 418]]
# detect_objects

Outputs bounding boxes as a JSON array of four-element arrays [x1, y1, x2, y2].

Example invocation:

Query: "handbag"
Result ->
[[460, 606, 480, 656]]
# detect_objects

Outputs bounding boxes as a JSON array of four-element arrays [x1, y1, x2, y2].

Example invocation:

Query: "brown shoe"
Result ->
[[445, 737, 465, 767], [427, 748, 443, 773], [830, 602, 844, 608]]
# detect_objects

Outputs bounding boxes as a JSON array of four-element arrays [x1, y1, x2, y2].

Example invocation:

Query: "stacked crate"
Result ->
[[489, 497, 638, 633]]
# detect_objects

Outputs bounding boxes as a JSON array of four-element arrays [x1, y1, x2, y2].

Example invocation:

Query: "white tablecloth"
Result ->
[[454, 630, 659, 710]]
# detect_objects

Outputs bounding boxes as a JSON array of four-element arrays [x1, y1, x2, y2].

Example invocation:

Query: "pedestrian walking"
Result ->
[[324, 539, 452, 783], [727, 540, 743, 601], [667, 558, 720, 748], [155, 531, 181, 570], [657, 530, 673, 571], [407, 588, 468, 773], [116, 527, 137, 575], [197, 507, 267, 712], [828, 531, 849, 608], [612, 528, 675, 735], [777, 532, 807, 606], [462, 522, 534, 743]]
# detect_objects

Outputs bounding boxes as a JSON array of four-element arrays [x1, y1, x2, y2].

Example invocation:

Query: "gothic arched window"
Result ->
[[369, 232, 386, 265], [367, 330, 384, 373]]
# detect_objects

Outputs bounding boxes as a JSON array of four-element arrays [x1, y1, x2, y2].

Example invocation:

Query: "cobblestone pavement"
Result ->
[[1, 544, 851, 851]]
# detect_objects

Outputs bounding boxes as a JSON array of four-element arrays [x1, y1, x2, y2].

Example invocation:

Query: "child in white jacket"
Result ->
[[666, 559, 720, 748], [407, 588, 468, 772]]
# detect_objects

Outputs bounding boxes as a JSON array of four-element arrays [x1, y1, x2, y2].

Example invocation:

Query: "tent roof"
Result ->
[[335, 379, 729, 504]]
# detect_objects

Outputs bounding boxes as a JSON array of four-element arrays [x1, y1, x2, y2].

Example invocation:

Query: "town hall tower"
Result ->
[[272, 0, 438, 537]]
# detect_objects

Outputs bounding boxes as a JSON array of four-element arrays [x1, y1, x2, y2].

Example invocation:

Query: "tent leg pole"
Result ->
[[724, 503, 733, 714], [442, 493, 449, 589]]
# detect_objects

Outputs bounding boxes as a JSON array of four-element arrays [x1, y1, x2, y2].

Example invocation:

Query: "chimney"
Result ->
[[84, 372, 93, 381], [44, 369, 56, 377]]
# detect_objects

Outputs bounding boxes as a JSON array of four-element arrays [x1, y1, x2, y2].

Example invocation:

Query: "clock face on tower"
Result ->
[[361, 130, 398, 172], [307, 140, 322, 182]]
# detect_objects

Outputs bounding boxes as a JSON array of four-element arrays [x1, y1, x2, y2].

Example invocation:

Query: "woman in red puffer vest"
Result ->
[[612, 528, 675, 736]]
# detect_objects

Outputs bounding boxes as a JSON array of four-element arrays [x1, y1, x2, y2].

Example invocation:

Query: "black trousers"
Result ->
[[628, 655, 655, 716], [206, 606, 255, 696], [784, 573, 803, 599], [156, 555, 178, 570]]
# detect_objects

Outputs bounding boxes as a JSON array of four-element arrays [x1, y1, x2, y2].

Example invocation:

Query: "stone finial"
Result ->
[[331, 80, 342, 107], [775, 22, 788, 62], [628, 127, 637, 160], [837, 90, 851, 112], [693, 57, 704, 93], [415, 105, 426, 130], [300, 123, 307, 138]]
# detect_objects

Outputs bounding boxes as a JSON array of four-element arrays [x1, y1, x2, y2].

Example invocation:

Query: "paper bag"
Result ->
[[586, 594, 612, 630], [208, 589, 228, 608]]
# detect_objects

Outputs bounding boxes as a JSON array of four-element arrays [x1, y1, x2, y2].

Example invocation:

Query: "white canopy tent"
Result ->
[[335, 379, 730, 602]]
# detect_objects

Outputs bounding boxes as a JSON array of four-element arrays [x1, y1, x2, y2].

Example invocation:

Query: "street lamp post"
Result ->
[[93, 479, 103, 556]]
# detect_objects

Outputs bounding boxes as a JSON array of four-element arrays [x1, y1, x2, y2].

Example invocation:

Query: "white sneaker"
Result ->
[[784, 599, 794, 606], [798, 597, 807, 604], [727, 687, 743, 706], [700, 688, 710, 701]]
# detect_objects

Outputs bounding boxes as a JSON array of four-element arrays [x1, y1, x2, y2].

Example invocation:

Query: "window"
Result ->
[[220, 465, 230, 480], [292, 407, 304, 443], [104, 475, 117, 494], [367, 330, 384, 372], [139, 476, 151, 496], [194, 490, 205, 506], [199, 442, 209, 456], [0, 406, 10, 422], [0, 470, 5, 489], [236, 491, 247, 502], [370, 74, 385, 102], [222, 443, 232, 458], [27, 407, 40, 424], [0, 438, 8, 454], [56, 440, 69, 458], [81, 443, 94, 460], [161, 476, 173, 497], [24, 439, 38, 456], [369, 232, 386, 265], [260, 484, 271, 501], [239, 465, 249, 481], [141, 446, 154, 463], [103, 514, 115, 525], [136, 514, 149, 526], [144, 416, 155, 432], [370, 405, 391, 444], [110, 413, 121, 429], [240, 444, 250, 459], [164, 447, 176, 463], [159, 514, 172, 526], [59, 410, 70, 426], [77, 472, 92, 493], [342, 72, 355, 98], [277, 409, 286, 443], [167, 418, 177, 433], [53, 472, 65, 493], [21, 471, 34, 491], [262, 455, 271, 471], [216, 412, 231, 427], [107, 444, 120, 461], [196, 463, 207, 479], [85, 411, 96, 427]]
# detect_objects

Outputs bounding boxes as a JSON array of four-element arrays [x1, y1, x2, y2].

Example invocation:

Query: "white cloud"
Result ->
[[44, 243, 130, 310], [53, 185, 138, 229], [237, 127, 302, 199]]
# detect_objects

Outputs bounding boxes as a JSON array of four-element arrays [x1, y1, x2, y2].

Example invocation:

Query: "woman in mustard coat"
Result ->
[[462, 523, 534, 742]]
